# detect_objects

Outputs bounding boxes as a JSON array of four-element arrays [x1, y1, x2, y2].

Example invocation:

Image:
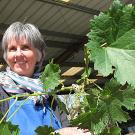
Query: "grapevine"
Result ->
[[0, 0, 135, 134]]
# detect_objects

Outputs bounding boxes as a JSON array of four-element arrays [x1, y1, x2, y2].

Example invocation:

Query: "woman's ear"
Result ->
[[36, 49, 42, 62]]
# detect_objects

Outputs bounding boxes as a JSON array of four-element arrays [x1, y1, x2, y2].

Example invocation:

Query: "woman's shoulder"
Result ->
[[0, 71, 8, 81], [0, 71, 6, 75], [0, 72, 6, 86], [0, 71, 13, 87]]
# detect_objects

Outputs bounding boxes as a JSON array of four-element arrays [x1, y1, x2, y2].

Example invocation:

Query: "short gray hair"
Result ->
[[2, 22, 46, 63]]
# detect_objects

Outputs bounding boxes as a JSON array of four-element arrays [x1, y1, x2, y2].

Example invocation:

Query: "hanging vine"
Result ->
[[0, 0, 135, 134]]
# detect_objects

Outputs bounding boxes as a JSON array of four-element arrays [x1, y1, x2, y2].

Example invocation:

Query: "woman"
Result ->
[[0, 22, 92, 135], [0, 22, 62, 135]]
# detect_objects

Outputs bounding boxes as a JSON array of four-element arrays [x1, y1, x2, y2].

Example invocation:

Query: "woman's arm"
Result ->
[[56, 127, 92, 135]]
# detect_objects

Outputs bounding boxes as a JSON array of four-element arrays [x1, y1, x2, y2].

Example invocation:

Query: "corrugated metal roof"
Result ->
[[0, 0, 133, 85]]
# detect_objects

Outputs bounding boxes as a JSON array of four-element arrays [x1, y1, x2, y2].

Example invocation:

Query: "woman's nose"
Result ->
[[15, 48, 23, 56]]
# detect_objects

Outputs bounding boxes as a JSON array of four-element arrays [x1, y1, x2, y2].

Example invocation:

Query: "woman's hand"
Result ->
[[56, 127, 92, 135]]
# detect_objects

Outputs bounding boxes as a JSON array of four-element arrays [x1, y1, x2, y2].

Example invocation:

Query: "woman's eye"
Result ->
[[8, 47, 16, 51], [22, 46, 29, 50]]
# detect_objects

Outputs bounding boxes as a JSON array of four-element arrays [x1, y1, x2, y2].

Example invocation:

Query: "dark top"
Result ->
[[0, 86, 9, 116]]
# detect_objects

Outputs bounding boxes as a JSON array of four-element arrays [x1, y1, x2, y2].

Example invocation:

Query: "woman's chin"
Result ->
[[15, 71, 27, 76], [13, 68, 28, 76], [11, 64, 35, 77], [13, 67, 34, 77]]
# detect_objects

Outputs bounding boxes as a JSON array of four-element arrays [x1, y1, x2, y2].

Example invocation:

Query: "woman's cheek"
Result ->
[[6, 52, 15, 64]]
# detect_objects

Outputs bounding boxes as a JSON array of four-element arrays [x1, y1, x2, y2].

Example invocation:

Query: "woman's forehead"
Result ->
[[7, 36, 31, 45]]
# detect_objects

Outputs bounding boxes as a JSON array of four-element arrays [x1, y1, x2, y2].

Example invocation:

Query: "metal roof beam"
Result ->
[[54, 37, 88, 64], [37, 0, 100, 15], [0, 37, 82, 49], [40, 29, 84, 40], [60, 62, 94, 68], [62, 75, 107, 80], [0, 23, 85, 40], [46, 40, 79, 49], [60, 76, 110, 88]]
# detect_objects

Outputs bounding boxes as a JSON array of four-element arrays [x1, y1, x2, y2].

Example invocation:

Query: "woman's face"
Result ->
[[6, 37, 38, 77]]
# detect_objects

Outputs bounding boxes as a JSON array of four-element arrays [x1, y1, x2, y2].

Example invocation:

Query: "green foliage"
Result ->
[[87, 0, 135, 87], [0, 1, 135, 135], [0, 122, 20, 135], [71, 79, 135, 134], [101, 126, 121, 135], [0, 112, 3, 119], [40, 60, 61, 90], [35, 125, 60, 135], [39, 1, 135, 135]]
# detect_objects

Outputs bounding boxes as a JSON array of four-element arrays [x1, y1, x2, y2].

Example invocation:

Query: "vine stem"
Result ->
[[6, 97, 30, 122], [116, 122, 121, 135], [60, 86, 73, 91], [84, 45, 90, 79], [57, 85, 83, 93], [0, 92, 48, 123], [93, 82, 103, 91], [0, 97, 18, 124], [50, 96, 55, 127], [0, 92, 48, 103], [96, 95, 100, 108]]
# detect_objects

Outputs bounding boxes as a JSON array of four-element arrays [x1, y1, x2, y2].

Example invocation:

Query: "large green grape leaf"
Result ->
[[88, 29, 135, 87], [71, 111, 92, 129], [122, 86, 135, 110], [88, 0, 135, 45], [117, 4, 135, 38], [40, 60, 61, 90], [87, 12, 114, 44], [71, 79, 135, 134], [91, 112, 110, 135], [101, 126, 121, 135], [87, 0, 135, 87], [99, 79, 135, 123], [87, 41, 113, 76]]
